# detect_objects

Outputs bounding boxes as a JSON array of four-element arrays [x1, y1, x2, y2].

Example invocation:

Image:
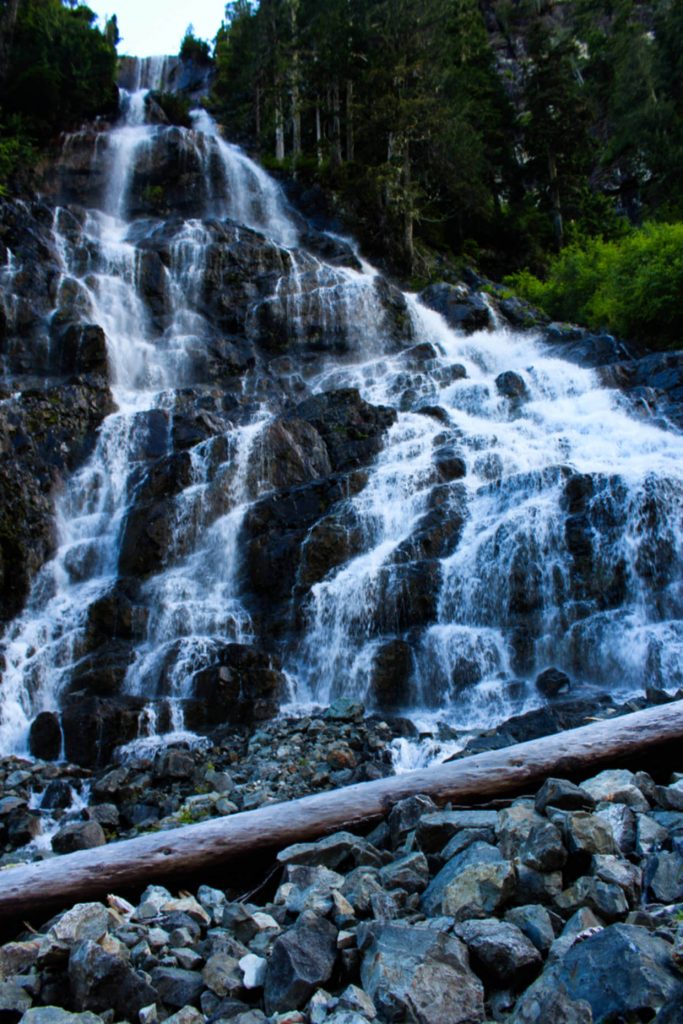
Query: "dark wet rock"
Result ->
[[50, 323, 108, 377], [41, 780, 75, 810], [360, 923, 485, 1024], [52, 820, 106, 854], [504, 905, 557, 955], [496, 295, 549, 330], [535, 778, 596, 815], [514, 924, 680, 1023], [535, 667, 571, 697], [599, 350, 683, 429], [28, 712, 62, 761], [367, 640, 414, 710], [543, 324, 632, 368], [187, 644, 286, 728], [296, 506, 365, 590], [645, 851, 683, 903], [263, 913, 337, 1014], [60, 695, 147, 768], [418, 282, 491, 335], [0, 380, 114, 622], [251, 418, 331, 491], [151, 966, 204, 1008], [454, 918, 542, 988], [294, 390, 397, 473], [432, 444, 466, 481], [416, 810, 498, 855], [495, 370, 528, 401], [69, 939, 157, 1018]]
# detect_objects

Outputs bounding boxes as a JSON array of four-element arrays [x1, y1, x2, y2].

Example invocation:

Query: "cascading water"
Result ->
[[0, 56, 682, 760]]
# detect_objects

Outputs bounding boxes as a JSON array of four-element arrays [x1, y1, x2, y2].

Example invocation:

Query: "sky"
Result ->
[[87, 0, 226, 58]]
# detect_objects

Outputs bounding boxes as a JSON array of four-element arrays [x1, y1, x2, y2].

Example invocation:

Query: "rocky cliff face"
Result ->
[[0, 61, 681, 768]]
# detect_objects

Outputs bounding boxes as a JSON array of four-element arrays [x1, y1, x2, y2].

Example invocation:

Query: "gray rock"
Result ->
[[514, 924, 680, 1022], [338, 984, 377, 1019], [0, 941, 42, 980], [277, 832, 382, 871], [636, 812, 669, 855], [504, 905, 557, 954], [646, 851, 683, 903], [453, 918, 542, 987], [0, 980, 32, 1013], [581, 769, 650, 810], [555, 876, 628, 922], [535, 779, 595, 814], [440, 828, 496, 861], [498, 803, 567, 872], [150, 966, 204, 1008], [68, 940, 157, 1018], [512, 863, 563, 906], [535, 667, 570, 697], [378, 852, 429, 893], [421, 841, 503, 915], [595, 803, 636, 855], [202, 953, 242, 997], [387, 795, 437, 849], [416, 811, 497, 853], [562, 811, 617, 857], [361, 924, 485, 1024], [20, 1011, 104, 1024], [510, 983, 593, 1024], [52, 821, 106, 854], [263, 913, 337, 1014], [592, 854, 642, 905], [654, 983, 683, 1023], [50, 904, 110, 948]]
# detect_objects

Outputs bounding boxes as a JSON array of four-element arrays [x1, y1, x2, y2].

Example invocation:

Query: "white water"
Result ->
[[0, 58, 681, 756]]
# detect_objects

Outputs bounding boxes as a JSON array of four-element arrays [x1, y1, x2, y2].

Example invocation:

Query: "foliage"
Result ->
[[506, 223, 683, 350], [149, 91, 192, 128], [0, 0, 118, 191], [179, 27, 212, 65]]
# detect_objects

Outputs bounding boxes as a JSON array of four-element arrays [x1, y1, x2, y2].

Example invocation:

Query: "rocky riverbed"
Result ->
[[2, 756, 683, 1024]]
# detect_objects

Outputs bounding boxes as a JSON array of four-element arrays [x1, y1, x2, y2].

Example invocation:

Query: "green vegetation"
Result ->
[[210, 0, 683, 301], [149, 90, 192, 128], [506, 223, 683, 350], [0, 0, 118, 192], [179, 26, 212, 65]]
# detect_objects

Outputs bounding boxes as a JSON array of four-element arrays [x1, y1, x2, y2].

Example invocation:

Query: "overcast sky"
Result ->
[[88, 0, 226, 57]]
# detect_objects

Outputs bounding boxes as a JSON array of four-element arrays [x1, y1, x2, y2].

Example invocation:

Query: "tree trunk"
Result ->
[[548, 150, 563, 248], [255, 84, 262, 143], [345, 79, 354, 162], [275, 92, 285, 161], [1, 700, 682, 922], [403, 143, 414, 273], [331, 79, 342, 168], [0, 0, 21, 86], [315, 99, 323, 166]]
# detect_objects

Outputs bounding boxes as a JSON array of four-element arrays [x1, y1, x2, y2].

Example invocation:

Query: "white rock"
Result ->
[[239, 953, 267, 989]]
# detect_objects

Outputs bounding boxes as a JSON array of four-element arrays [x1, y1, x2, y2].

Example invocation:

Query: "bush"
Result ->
[[505, 223, 683, 350], [179, 32, 212, 66], [149, 91, 192, 128]]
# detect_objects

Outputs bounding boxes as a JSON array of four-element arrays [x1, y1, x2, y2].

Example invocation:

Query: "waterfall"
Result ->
[[0, 58, 682, 757]]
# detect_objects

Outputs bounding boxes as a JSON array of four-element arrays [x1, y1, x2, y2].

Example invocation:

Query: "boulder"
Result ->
[[535, 778, 596, 814], [418, 283, 491, 334], [28, 712, 62, 761], [535, 667, 571, 698], [495, 370, 529, 401], [453, 918, 542, 987], [52, 821, 106, 855], [360, 924, 485, 1024], [294, 390, 397, 472], [263, 913, 337, 1014], [368, 640, 414, 710], [69, 940, 157, 1018]]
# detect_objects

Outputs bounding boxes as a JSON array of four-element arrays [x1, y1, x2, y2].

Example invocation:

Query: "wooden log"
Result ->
[[1, 699, 683, 922]]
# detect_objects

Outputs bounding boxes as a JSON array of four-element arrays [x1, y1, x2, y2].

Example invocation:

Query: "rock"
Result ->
[[581, 769, 651, 810], [202, 953, 243, 997], [153, 748, 196, 780], [378, 852, 430, 893], [368, 640, 414, 710], [0, 941, 41, 981], [188, 644, 286, 728], [592, 854, 642, 906], [252, 419, 331, 490], [560, 811, 617, 857], [52, 821, 106, 854], [294, 390, 397, 472], [514, 924, 680, 1023], [453, 918, 542, 987], [510, 984, 593, 1024], [150, 967, 204, 1009], [388, 795, 437, 849], [337, 984, 377, 1019], [555, 876, 629, 922], [418, 282, 491, 335], [263, 913, 338, 1014], [504, 905, 557, 954], [497, 802, 566, 872], [20, 1011, 104, 1024], [50, 905, 110, 948], [645, 851, 683, 903], [595, 803, 636, 855], [496, 370, 529, 401], [360, 923, 485, 1024], [636, 812, 670, 855], [239, 954, 267, 990], [535, 667, 571, 697], [417, 810, 498, 854], [68, 940, 157, 1018], [0, 979, 32, 1013], [28, 713, 62, 761], [535, 778, 596, 814]]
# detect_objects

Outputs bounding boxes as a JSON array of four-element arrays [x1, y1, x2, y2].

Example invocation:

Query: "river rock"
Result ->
[[418, 283, 491, 334], [52, 821, 106, 854]]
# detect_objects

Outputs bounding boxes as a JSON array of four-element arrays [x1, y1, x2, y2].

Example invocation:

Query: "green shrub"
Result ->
[[505, 223, 683, 350]]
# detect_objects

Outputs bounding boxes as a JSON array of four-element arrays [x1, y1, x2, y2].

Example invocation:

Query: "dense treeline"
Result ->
[[0, 0, 118, 192], [210, 0, 683, 283]]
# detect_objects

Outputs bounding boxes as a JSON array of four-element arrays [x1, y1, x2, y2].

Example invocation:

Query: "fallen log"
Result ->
[[2, 698, 683, 923]]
